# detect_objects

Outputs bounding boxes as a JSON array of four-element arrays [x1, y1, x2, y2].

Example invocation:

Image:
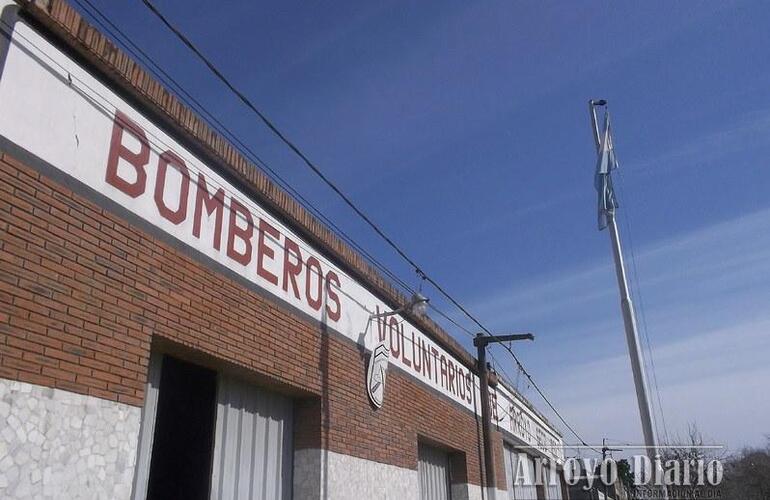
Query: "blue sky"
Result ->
[[75, 0, 770, 452]]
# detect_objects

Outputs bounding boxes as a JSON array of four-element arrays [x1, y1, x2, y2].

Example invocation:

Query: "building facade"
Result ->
[[0, 1, 567, 498]]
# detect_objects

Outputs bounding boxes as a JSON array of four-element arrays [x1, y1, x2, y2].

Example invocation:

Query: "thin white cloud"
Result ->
[[622, 108, 770, 176], [553, 358, 770, 454], [473, 207, 770, 328], [474, 207, 770, 451]]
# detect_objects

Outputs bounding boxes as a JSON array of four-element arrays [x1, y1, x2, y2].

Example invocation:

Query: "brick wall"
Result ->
[[0, 150, 510, 487], [0, 153, 148, 406]]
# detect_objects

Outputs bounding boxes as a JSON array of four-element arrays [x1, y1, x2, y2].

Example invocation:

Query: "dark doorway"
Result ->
[[147, 355, 218, 500]]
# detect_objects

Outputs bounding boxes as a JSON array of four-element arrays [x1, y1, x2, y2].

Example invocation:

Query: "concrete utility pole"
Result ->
[[474, 332, 534, 500], [589, 100, 667, 500]]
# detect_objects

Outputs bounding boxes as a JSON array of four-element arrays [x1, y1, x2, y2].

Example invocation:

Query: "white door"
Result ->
[[209, 375, 293, 500], [418, 443, 452, 500]]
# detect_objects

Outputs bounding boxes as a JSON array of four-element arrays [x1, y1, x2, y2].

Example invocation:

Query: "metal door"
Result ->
[[418, 443, 452, 500], [503, 444, 516, 500], [503, 444, 539, 500], [544, 465, 563, 500], [209, 375, 293, 500]]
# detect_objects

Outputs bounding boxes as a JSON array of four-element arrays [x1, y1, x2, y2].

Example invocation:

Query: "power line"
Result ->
[[5, 14, 491, 393], [139, 0, 417, 268], [69, 0, 496, 346], [8, 8, 597, 457], [138, 0, 594, 448], [499, 342, 601, 454], [138, 0, 495, 337], [1, 19, 360, 292], [135, 0, 547, 405], [426, 299, 541, 406], [131, 0, 522, 400], [102, 0, 593, 452], [91, 0, 516, 361], [2, 16, 462, 360], [71, 0, 421, 298], [18, 2, 482, 364]]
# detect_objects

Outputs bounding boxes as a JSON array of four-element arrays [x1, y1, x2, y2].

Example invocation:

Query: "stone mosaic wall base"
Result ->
[[0, 379, 141, 499], [294, 448, 499, 500], [451, 482, 487, 500], [294, 448, 421, 500]]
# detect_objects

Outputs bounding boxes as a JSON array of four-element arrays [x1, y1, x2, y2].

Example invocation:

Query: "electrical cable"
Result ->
[[137, 0, 503, 340], [46, 2, 599, 454], [499, 342, 601, 454], [615, 168, 671, 447], [138, 0, 599, 452], [71, 0, 420, 299], [0, 18, 414, 330], [93, 0, 515, 383]]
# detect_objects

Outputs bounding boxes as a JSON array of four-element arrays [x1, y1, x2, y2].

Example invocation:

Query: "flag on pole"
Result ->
[[594, 112, 619, 230]]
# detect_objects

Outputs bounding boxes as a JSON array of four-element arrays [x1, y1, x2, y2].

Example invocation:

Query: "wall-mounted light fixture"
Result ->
[[369, 292, 429, 320]]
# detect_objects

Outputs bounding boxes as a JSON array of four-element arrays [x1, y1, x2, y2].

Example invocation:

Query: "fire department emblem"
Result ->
[[366, 340, 390, 408]]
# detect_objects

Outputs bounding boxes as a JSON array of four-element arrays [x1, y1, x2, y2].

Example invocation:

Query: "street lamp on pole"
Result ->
[[473, 332, 535, 500]]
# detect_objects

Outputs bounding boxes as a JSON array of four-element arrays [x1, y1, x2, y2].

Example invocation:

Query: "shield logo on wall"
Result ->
[[366, 340, 390, 408]]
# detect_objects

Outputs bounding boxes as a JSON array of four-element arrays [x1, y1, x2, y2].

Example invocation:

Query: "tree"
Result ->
[[616, 459, 635, 493], [657, 423, 725, 499], [721, 437, 770, 500]]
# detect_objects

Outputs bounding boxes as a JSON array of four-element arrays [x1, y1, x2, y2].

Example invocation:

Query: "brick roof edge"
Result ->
[[18, 0, 478, 370]]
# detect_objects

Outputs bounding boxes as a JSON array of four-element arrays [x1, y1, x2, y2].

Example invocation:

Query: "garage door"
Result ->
[[418, 443, 452, 500], [209, 375, 293, 500], [503, 444, 538, 500], [544, 464, 562, 500]]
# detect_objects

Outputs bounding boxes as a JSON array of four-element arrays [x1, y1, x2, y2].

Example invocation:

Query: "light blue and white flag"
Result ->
[[594, 112, 619, 230]]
